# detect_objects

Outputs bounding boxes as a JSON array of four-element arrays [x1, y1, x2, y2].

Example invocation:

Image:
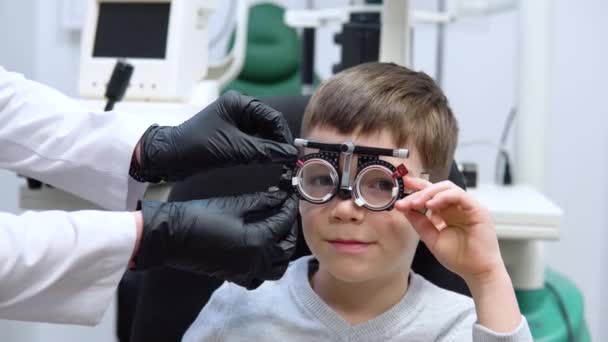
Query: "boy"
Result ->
[[182, 63, 533, 341]]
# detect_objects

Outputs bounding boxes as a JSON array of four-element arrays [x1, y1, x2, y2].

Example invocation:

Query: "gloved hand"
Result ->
[[136, 91, 297, 183], [134, 191, 298, 289]]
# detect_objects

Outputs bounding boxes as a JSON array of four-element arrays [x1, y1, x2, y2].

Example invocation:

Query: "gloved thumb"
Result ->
[[243, 135, 298, 164], [221, 91, 294, 145]]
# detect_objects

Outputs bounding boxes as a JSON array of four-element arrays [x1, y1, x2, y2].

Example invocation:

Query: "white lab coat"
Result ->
[[0, 66, 187, 325]]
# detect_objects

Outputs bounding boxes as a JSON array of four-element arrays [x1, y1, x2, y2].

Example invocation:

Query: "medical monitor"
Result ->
[[93, 3, 170, 59], [79, 0, 217, 101]]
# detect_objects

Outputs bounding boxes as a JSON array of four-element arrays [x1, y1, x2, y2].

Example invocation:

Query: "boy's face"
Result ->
[[300, 126, 425, 283]]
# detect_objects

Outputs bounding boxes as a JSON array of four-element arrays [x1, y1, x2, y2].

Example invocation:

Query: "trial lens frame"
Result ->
[[279, 138, 411, 211]]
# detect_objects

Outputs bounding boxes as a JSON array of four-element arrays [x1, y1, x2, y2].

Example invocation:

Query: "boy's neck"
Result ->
[[310, 262, 410, 325]]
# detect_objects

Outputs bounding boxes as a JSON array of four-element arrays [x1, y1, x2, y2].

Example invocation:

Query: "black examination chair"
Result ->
[[129, 95, 469, 342]]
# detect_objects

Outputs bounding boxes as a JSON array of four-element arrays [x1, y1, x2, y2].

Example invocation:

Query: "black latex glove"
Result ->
[[135, 191, 298, 289], [137, 91, 297, 183]]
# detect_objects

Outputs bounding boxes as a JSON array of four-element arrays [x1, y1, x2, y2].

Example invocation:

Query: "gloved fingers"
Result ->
[[274, 219, 298, 261], [230, 275, 264, 290], [255, 262, 290, 283], [233, 221, 297, 289], [243, 99, 294, 144], [136, 201, 175, 270], [185, 191, 290, 221], [231, 191, 290, 217], [242, 135, 298, 164], [220, 91, 295, 144], [186, 191, 287, 217], [243, 278, 264, 290], [266, 262, 290, 281], [247, 194, 299, 242], [230, 260, 290, 290], [138, 125, 175, 183]]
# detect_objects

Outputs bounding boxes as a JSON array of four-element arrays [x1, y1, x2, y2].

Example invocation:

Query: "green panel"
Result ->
[[516, 268, 591, 342], [226, 4, 300, 83], [224, 71, 320, 97], [223, 3, 320, 97]]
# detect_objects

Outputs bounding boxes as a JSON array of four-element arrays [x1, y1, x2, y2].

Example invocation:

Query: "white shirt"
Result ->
[[0, 66, 186, 325]]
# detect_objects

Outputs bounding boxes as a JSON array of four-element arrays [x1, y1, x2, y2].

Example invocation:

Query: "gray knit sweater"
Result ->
[[183, 256, 533, 342]]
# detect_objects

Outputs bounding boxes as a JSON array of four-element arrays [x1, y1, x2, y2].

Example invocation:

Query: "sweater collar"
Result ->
[[289, 256, 426, 340]]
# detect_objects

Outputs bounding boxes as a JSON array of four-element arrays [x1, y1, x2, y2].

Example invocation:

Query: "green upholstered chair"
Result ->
[[223, 3, 319, 97]]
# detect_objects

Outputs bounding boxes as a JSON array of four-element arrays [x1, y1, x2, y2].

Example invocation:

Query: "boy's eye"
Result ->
[[363, 177, 394, 192], [306, 175, 334, 187], [376, 180, 395, 191]]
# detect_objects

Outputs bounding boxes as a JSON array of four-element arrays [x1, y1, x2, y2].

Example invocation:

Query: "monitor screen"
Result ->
[[93, 2, 170, 59]]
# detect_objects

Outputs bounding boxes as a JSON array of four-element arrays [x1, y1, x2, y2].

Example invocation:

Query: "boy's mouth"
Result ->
[[327, 239, 374, 253]]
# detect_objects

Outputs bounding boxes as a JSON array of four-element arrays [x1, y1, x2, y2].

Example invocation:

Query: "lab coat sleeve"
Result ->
[[0, 66, 188, 210], [0, 210, 136, 326]]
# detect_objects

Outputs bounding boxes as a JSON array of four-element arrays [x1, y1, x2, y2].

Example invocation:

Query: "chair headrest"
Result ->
[[228, 4, 301, 83]]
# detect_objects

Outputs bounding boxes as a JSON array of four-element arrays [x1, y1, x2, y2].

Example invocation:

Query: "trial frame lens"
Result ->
[[295, 158, 339, 203], [353, 165, 400, 211]]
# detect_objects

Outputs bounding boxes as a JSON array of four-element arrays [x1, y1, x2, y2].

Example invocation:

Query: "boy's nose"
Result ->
[[330, 197, 365, 224]]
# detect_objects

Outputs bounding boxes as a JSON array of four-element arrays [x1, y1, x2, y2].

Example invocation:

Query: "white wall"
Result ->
[[0, 0, 36, 338], [32, 3, 81, 96], [1, 0, 607, 340], [545, 1, 608, 339], [409, 1, 608, 339], [0, 0, 35, 216]]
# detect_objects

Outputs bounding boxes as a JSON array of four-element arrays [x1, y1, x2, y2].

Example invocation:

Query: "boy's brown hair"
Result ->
[[301, 62, 458, 182]]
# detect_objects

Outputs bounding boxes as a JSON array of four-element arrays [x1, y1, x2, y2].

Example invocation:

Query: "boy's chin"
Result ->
[[321, 258, 396, 283]]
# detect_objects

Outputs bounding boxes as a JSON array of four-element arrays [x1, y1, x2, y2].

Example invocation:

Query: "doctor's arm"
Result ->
[[0, 66, 189, 210], [0, 66, 299, 324], [0, 66, 296, 209], [0, 210, 138, 325], [0, 191, 297, 326]]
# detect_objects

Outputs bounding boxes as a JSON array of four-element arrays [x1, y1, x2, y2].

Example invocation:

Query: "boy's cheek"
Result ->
[[299, 203, 324, 243], [387, 210, 416, 233], [299, 201, 315, 215], [301, 221, 327, 259], [381, 213, 420, 250], [300, 201, 334, 223]]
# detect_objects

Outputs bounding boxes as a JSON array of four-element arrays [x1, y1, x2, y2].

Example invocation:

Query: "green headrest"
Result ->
[[228, 3, 301, 83]]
